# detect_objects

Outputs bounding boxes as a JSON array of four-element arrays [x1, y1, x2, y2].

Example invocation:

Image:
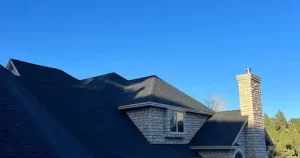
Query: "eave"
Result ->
[[189, 146, 239, 150], [118, 101, 214, 115]]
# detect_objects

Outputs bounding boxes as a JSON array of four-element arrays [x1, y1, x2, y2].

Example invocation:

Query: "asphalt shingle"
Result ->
[[10, 59, 79, 86], [190, 110, 247, 146], [77, 73, 214, 114], [11, 58, 213, 114], [0, 66, 58, 158], [21, 77, 198, 158]]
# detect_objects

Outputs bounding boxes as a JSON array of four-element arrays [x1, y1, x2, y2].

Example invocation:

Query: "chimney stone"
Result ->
[[236, 69, 267, 158]]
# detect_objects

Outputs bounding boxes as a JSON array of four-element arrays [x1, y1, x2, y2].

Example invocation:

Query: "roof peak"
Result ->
[[128, 75, 159, 81], [81, 72, 128, 86]]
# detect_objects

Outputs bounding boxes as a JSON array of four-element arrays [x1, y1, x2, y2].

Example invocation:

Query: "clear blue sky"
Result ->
[[1, 0, 299, 119]]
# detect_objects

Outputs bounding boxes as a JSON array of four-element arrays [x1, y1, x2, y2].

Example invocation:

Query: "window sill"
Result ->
[[165, 132, 186, 139], [170, 132, 185, 134]]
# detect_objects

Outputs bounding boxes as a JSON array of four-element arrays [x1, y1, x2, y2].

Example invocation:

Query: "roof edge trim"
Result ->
[[118, 102, 214, 115], [264, 129, 274, 146], [6, 59, 20, 76], [189, 146, 239, 150], [231, 119, 248, 145]]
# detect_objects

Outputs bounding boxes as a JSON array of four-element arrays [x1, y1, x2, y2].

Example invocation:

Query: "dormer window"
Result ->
[[170, 110, 184, 133]]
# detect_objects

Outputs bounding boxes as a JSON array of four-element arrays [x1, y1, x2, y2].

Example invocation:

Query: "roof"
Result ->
[[0, 65, 58, 158], [190, 110, 247, 146], [20, 77, 198, 158], [77, 73, 214, 114], [1, 64, 197, 157], [8, 59, 213, 114], [8, 59, 79, 86]]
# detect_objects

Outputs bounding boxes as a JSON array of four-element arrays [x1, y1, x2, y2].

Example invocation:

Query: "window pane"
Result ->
[[170, 111, 177, 132], [177, 112, 184, 132]]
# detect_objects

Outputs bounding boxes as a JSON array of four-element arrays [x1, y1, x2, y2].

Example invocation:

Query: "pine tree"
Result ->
[[264, 110, 300, 158], [274, 110, 287, 131]]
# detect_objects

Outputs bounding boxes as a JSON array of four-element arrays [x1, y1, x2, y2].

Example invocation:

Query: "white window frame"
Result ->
[[169, 110, 184, 133]]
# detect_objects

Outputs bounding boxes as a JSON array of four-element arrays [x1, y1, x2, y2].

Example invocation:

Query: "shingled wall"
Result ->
[[126, 106, 208, 144]]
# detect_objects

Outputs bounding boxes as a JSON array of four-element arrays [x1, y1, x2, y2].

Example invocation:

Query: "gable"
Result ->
[[6, 60, 20, 76]]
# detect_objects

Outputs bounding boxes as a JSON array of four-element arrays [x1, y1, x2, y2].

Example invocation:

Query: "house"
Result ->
[[0, 58, 273, 158]]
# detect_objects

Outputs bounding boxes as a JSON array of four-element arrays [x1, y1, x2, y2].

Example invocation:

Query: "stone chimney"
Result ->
[[236, 68, 267, 158]]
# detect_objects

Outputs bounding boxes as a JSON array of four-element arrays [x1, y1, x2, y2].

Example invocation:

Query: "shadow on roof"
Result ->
[[77, 73, 214, 114]]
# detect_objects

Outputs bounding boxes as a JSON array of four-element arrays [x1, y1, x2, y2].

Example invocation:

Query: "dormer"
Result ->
[[118, 76, 214, 144]]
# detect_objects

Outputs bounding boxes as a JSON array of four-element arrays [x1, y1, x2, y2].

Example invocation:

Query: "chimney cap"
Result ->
[[246, 68, 251, 74]]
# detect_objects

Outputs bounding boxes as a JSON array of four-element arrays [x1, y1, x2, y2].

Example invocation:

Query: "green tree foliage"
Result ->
[[265, 111, 300, 158]]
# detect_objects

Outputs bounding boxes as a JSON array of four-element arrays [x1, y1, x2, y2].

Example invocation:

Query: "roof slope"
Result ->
[[21, 77, 198, 158], [0, 65, 58, 158], [9, 59, 78, 85], [190, 110, 247, 146], [7, 58, 213, 113], [77, 74, 214, 114], [0, 88, 57, 158]]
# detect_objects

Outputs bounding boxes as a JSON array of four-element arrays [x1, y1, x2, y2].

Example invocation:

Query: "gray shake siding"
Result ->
[[236, 128, 247, 156], [126, 106, 208, 144], [126, 107, 151, 138]]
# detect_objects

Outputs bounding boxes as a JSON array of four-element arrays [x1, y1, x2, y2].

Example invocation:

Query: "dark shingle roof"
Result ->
[[8, 59, 213, 114], [77, 74, 214, 114], [21, 77, 198, 158], [0, 65, 58, 158], [190, 110, 247, 146], [10, 59, 78, 85]]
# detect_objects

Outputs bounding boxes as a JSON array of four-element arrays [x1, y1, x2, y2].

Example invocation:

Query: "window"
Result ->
[[234, 149, 245, 158], [170, 111, 184, 132], [235, 152, 243, 158]]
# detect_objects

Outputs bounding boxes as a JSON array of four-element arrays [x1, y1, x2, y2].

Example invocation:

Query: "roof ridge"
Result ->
[[81, 72, 114, 80], [128, 75, 158, 81], [81, 72, 127, 82], [149, 76, 157, 98], [10, 58, 62, 71], [20, 77, 105, 95]]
